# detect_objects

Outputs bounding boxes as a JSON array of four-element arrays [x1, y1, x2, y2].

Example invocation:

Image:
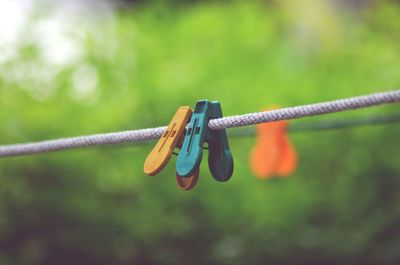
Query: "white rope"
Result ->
[[208, 90, 400, 129], [0, 90, 399, 157]]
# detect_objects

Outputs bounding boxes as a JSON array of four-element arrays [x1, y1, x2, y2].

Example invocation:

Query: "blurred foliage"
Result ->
[[0, 1, 400, 264]]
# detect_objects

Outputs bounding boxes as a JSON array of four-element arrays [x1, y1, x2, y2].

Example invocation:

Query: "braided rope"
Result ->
[[208, 90, 400, 129], [0, 127, 167, 157], [0, 90, 399, 157], [227, 113, 400, 137]]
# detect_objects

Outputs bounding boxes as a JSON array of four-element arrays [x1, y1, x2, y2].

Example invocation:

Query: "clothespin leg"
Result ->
[[207, 102, 234, 182], [274, 132, 297, 177], [250, 133, 280, 179], [176, 167, 200, 190]]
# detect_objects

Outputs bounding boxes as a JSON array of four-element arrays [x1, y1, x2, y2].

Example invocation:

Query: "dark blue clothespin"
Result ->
[[176, 100, 234, 190]]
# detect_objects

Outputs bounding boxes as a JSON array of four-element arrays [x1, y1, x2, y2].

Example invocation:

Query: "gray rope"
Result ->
[[0, 90, 399, 157], [0, 127, 167, 157], [289, 112, 400, 132], [228, 112, 400, 137], [208, 90, 400, 129]]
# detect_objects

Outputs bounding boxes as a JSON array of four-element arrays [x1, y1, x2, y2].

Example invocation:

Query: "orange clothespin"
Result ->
[[144, 106, 193, 176], [250, 107, 297, 179]]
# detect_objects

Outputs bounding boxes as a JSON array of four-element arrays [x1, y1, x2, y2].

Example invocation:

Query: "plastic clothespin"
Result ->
[[250, 107, 297, 179], [144, 106, 193, 176], [176, 100, 234, 189]]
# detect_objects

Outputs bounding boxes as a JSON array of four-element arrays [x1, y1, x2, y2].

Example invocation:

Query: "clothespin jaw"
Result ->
[[176, 100, 234, 183], [206, 101, 233, 181], [176, 168, 199, 191], [176, 101, 209, 178], [144, 106, 192, 176]]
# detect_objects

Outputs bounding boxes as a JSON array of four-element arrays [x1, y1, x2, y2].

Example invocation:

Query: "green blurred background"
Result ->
[[0, 0, 400, 264]]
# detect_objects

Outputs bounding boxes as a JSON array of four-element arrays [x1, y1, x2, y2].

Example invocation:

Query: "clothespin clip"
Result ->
[[250, 107, 297, 179], [176, 100, 234, 190], [144, 106, 194, 176]]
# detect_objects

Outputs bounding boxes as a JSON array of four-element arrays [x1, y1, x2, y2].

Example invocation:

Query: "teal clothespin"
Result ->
[[176, 100, 233, 189]]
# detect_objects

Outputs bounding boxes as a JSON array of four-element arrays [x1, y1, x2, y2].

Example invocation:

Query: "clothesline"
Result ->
[[0, 89, 399, 157]]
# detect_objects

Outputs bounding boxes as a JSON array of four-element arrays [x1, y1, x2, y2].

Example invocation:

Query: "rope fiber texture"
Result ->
[[208, 90, 400, 129], [1, 90, 399, 157], [227, 113, 400, 137]]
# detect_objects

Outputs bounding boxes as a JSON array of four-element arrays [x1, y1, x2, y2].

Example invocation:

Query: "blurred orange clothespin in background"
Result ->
[[250, 107, 298, 179]]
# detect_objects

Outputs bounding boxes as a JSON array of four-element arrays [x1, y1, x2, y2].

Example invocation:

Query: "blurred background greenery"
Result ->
[[0, 0, 400, 264]]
